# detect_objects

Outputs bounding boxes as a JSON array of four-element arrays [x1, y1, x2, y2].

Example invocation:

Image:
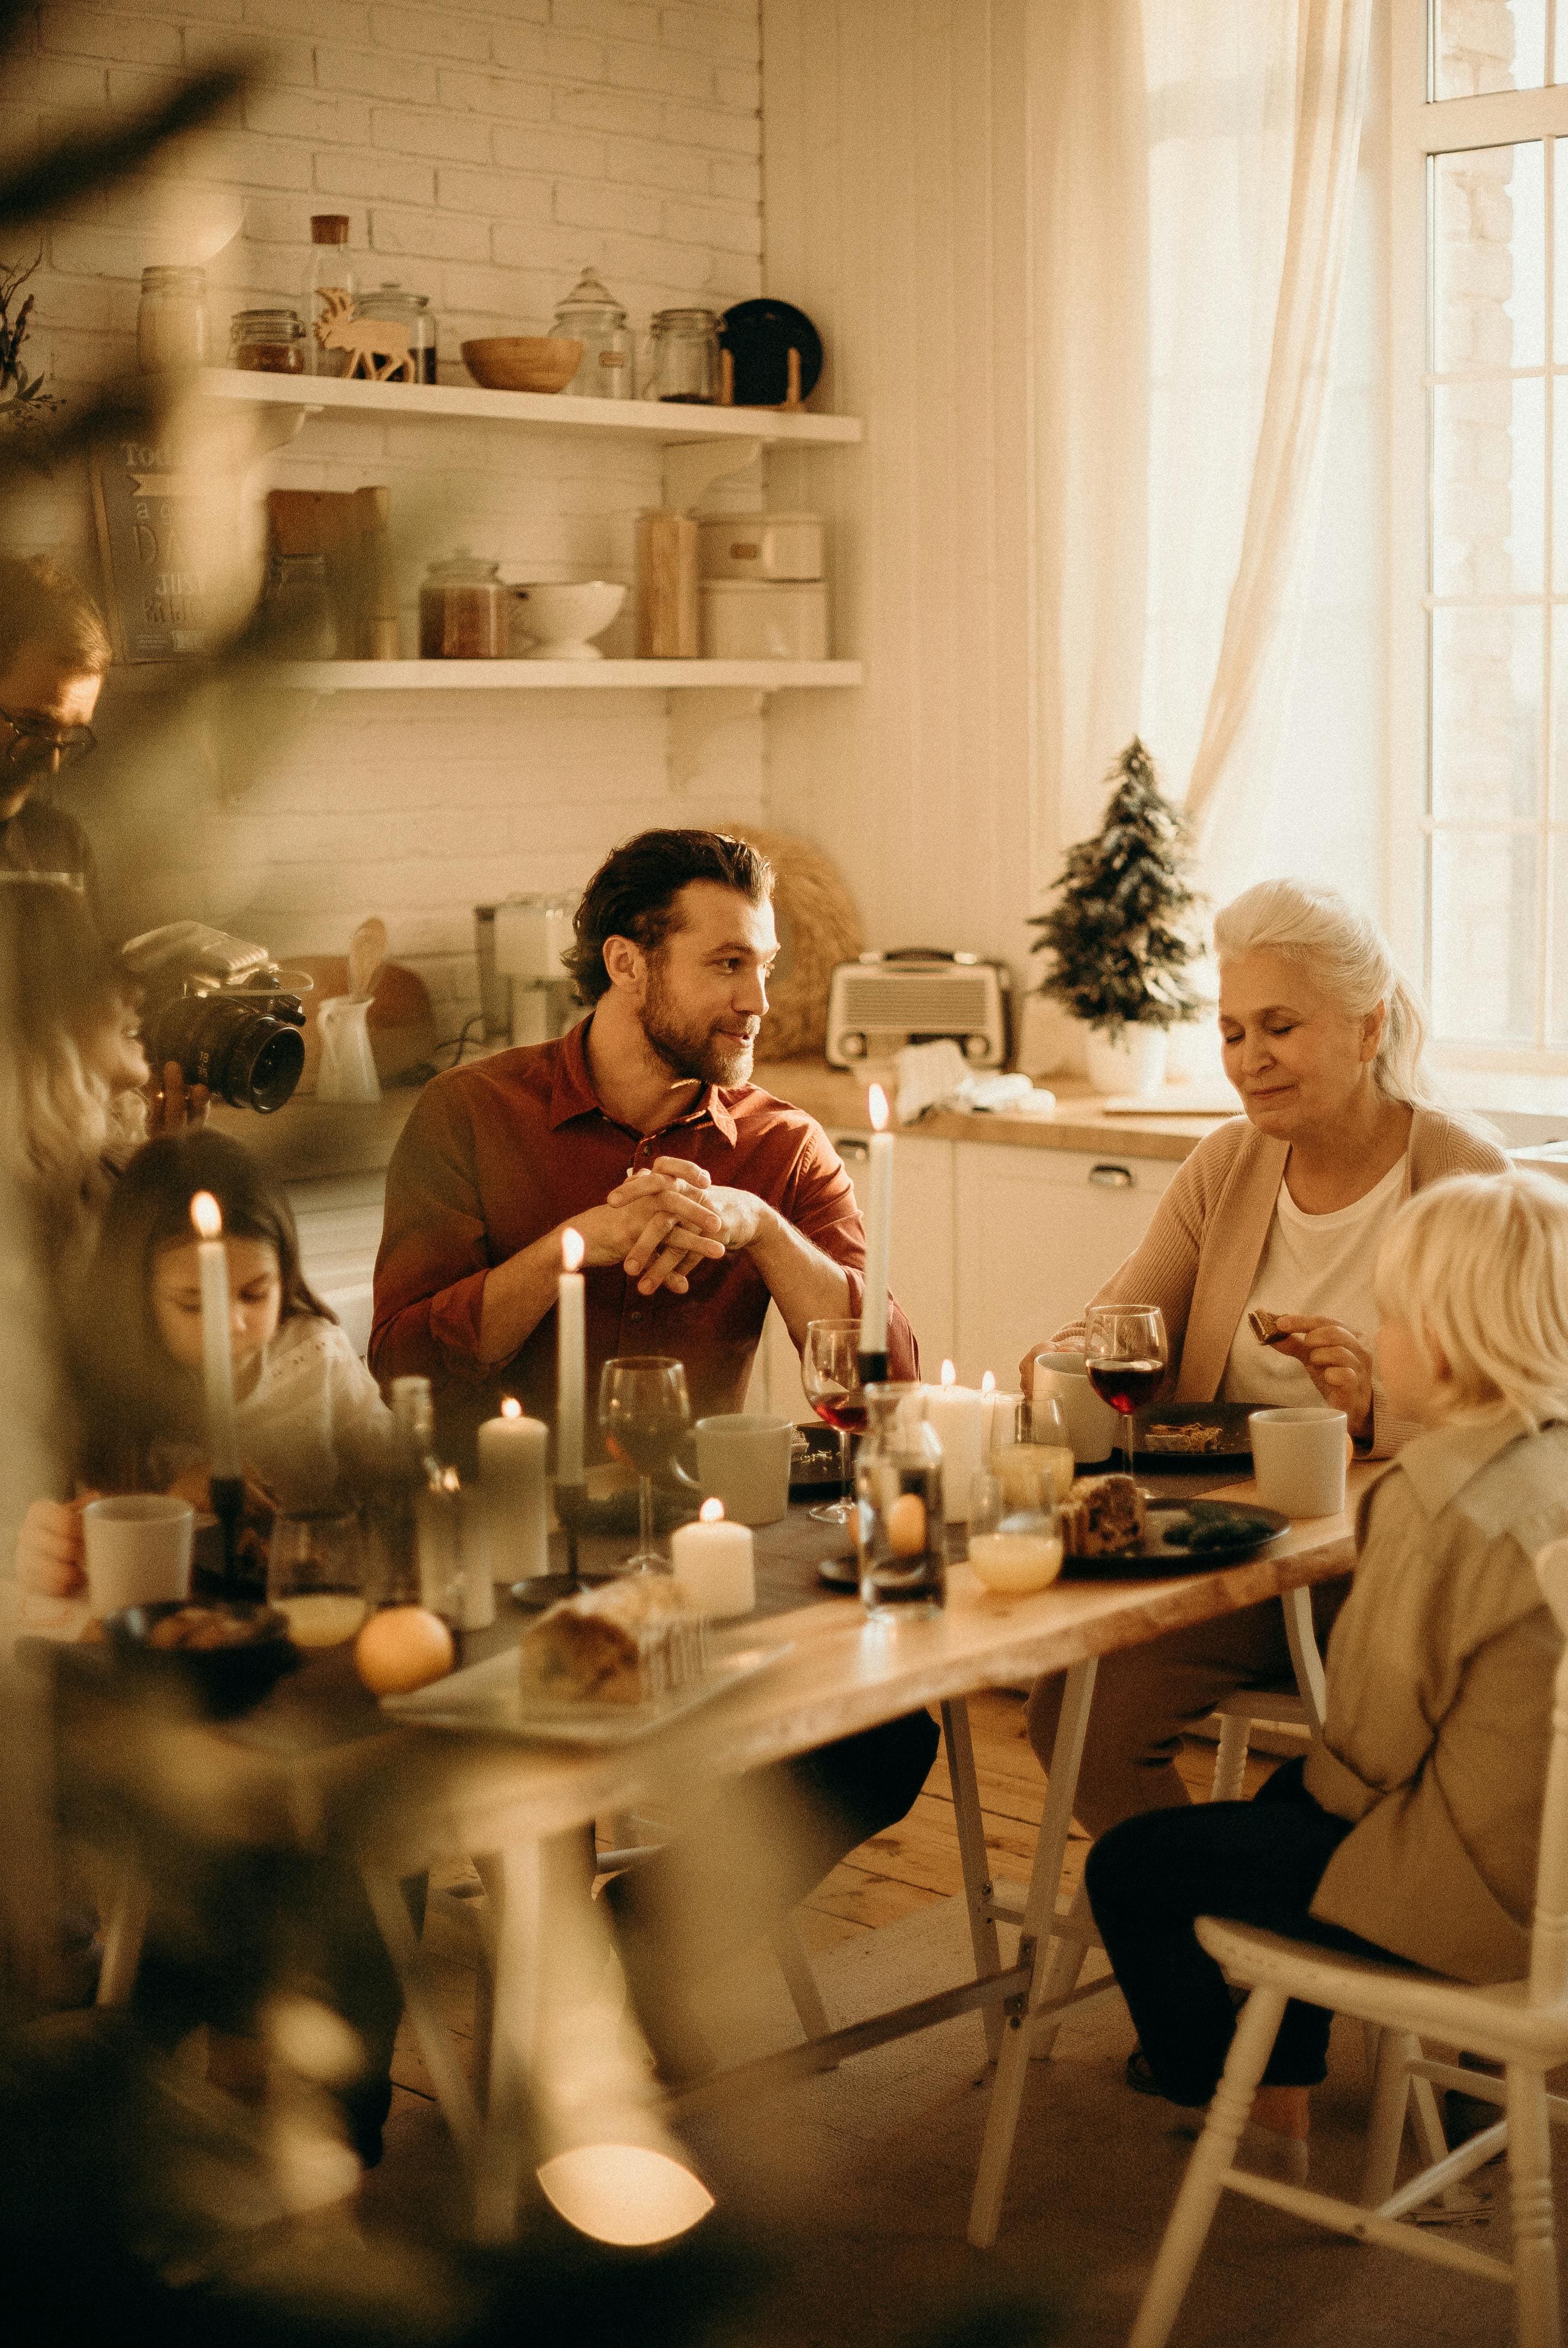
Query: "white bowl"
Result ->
[[514, 580, 626, 661]]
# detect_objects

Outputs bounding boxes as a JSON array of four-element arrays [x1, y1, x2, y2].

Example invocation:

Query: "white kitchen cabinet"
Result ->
[[952, 1141, 1177, 1388]]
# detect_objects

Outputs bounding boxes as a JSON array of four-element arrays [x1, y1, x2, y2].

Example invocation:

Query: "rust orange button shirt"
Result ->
[[369, 1018, 917, 1459]]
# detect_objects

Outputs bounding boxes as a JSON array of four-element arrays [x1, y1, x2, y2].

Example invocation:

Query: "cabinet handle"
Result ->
[[1088, 1162, 1134, 1190]]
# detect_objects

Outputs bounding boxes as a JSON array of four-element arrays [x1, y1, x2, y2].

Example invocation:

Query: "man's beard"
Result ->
[[641, 961, 757, 1087]]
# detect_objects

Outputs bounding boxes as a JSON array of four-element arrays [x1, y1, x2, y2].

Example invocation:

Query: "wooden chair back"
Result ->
[[1528, 1538, 1568, 2004]]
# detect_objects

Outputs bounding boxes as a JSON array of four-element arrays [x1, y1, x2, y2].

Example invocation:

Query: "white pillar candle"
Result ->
[[859, 1083, 895, 1357], [478, 1396, 550, 1583], [556, 1225, 586, 1484], [924, 1360, 987, 1524], [189, 1191, 241, 1480], [670, 1497, 755, 1619]]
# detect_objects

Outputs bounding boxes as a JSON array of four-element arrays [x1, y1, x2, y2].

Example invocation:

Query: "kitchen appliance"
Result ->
[[551, 266, 635, 399], [698, 511, 824, 582], [493, 894, 579, 1046], [825, 950, 1012, 1070], [700, 579, 828, 661]]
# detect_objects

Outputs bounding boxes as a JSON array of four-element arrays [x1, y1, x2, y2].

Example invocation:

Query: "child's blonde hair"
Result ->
[[1373, 1170, 1568, 1428]]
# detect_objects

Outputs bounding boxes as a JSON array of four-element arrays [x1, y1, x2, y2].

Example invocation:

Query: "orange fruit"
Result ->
[[354, 1605, 454, 1695]]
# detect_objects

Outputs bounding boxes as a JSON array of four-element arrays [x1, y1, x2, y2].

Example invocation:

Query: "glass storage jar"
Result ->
[[418, 552, 513, 660], [361, 281, 437, 382], [305, 213, 355, 378], [646, 307, 721, 404], [855, 1384, 947, 1622], [229, 307, 306, 374], [137, 266, 208, 372], [551, 266, 635, 399]]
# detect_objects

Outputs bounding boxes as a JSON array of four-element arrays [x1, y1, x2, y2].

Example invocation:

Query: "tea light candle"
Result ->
[[670, 1497, 755, 1618], [478, 1396, 549, 1582], [924, 1360, 985, 1524], [556, 1226, 586, 1484], [859, 1083, 894, 1361], [189, 1191, 241, 1480]]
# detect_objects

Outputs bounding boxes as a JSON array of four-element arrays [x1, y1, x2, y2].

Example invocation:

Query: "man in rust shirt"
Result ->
[[371, 828, 934, 2077]]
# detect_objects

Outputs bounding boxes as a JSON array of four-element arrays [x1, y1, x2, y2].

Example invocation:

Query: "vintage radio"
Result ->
[[825, 950, 1012, 1069]]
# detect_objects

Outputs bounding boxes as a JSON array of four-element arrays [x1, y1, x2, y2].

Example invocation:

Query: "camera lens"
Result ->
[[149, 992, 306, 1115]]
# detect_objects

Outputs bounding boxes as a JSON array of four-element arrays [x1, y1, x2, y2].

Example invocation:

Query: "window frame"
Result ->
[[1390, 0, 1568, 1075]]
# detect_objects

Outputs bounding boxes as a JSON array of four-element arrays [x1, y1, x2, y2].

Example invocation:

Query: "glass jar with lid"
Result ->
[[137, 266, 208, 372], [229, 307, 307, 375], [551, 266, 635, 400], [418, 552, 513, 660], [361, 282, 437, 382], [854, 1385, 947, 1622], [645, 307, 721, 405]]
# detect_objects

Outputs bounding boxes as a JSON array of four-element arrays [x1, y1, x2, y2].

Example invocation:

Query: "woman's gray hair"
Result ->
[[1213, 879, 1438, 1109]]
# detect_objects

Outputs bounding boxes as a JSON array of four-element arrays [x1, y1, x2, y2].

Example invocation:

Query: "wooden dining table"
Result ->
[[54, 1461, 1372, 2249]]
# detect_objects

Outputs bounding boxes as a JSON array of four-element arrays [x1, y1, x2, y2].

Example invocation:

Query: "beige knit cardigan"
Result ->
[[1055, 1107, 1508, 1452]]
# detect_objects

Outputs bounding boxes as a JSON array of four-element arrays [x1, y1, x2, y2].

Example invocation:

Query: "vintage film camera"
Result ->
[[122, 922, 308, 1114]]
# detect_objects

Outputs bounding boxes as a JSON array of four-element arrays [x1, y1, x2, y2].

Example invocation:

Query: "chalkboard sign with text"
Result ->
[[89, 433, 212, 663]]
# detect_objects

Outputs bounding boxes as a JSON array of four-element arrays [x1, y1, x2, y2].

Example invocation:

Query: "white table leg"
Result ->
[[967, 1655, 1099, 2248], [941, 1697, 1005, 2064]]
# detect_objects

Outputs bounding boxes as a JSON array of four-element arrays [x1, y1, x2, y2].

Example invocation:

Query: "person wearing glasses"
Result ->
[[0, 554, 110, 906]]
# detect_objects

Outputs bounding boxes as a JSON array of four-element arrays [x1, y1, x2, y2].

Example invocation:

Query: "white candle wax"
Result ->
[[924, 1362, 986, 1524], [190, 1192, 241, 1480], [478, 1398, 549, 1583], [860, 1084, 894, 1355], [670, 1499, 755, 1619], [556, 1227, 586, 1483]]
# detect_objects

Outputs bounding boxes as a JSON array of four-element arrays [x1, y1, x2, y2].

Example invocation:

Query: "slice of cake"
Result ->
[[518, 1576, 705, 1707], [1059, 1473, 1147, 1558]]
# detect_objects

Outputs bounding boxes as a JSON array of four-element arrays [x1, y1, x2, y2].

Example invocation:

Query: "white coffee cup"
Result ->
[[1032, 1351, 1118, 1466], [693, 1414, 795, 1527], [81, 1495, 195, 1617], [1248, 1407, 1347, 1518]]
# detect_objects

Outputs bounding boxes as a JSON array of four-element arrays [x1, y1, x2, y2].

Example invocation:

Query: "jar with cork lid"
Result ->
[[304, 215, 356, 377]]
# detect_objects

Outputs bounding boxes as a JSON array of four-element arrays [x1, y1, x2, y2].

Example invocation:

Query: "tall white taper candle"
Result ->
[[860, 1083, 894, 1355], [556, 1226, 586, 1482], [190, 1191, 242, 1480]]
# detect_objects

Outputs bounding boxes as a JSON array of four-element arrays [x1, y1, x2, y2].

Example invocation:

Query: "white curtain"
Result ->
[[1031, 0, 1374, 916]]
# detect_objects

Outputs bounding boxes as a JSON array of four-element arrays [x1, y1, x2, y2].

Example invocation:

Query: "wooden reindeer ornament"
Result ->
[[314, 287, 415, 383]]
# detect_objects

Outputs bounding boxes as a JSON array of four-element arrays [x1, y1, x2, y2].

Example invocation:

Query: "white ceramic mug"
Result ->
[[693, 1414, 795, 1527], [82, 1494, 195, 1617], [1031, 1351, 1118, 1466], [1248, 1407, 1348, 1518]]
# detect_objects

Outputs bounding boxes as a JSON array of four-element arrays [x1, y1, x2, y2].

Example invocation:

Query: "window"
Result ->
[[1391, 1, 1568, 1065]]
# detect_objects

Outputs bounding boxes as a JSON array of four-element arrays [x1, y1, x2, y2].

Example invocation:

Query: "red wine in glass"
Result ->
[[810, 1390, 868, 1435], [1086, 1358, 1165, 1416], [803, 1317, 864, 1525], [1083, 1304, 1169, 1480]]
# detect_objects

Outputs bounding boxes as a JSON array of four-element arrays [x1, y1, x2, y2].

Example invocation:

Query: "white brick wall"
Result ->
[[2, 0, 765, 1027]]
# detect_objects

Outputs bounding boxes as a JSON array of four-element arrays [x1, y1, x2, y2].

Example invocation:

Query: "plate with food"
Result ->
[[1054, 1474, 1288, 1579], [1131, 1400, 1255, 1471], [384, 1575, 791, 1743]]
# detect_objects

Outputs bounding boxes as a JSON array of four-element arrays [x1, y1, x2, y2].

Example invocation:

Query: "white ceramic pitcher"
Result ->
[[315, 995, 380, 1104]]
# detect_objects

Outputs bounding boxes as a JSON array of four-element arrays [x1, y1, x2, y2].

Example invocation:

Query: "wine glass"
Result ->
[[801, 1317, 864, 1526], [599, 1356, 691, 1572], [266, 1508, 367, 1648], [1083, 1305, 1169, 1481], [993, 1394, 1077, 1508]]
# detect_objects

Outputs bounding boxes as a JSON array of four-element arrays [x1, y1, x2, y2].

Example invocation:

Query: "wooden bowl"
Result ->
[[461, 336, 583, 394]]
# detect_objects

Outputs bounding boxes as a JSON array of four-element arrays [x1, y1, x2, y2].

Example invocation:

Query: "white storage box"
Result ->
[[699, 578, 829, 661], [698, 511, 824, 581]]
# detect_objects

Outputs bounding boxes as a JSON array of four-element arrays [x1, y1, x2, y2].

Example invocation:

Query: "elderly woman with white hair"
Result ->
[[1022, 877, 1507, 1841]]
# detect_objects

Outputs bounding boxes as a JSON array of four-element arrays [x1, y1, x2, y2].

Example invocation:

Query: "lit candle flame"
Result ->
[[561, 1226, 585, 1273], [867, 1082, 889, 1134], [699, 1497, 726, 1524], [981, 1369, 996, 1394], [940, 1359, 956, 1387], [190, 1191, 222, 1241], [500, 1396, 522, 1421]]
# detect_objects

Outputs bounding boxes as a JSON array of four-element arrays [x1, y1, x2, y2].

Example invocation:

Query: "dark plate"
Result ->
[[1058, 1498, 1288, 1581], [718, 299, 824, 406], [1131, 1400, 1255, 1472], [791, 1421, 849, 1498]]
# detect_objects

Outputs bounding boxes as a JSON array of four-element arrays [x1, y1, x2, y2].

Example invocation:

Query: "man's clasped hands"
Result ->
[[573, 1155, 768, 1296]]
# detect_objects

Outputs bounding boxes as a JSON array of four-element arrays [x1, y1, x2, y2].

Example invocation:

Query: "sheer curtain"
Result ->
[[1030, 0, 1374, 936]]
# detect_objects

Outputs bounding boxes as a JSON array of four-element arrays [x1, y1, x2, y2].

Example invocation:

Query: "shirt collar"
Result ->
[[1390, 1403, 1540, 1519], [547, 1014, 738, 1145]]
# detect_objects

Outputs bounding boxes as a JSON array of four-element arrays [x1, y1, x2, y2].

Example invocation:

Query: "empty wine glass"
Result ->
[[1084, 1304, 1169, 1480], [801, 1316, 864, 1526], [599, 1355, 691, 1571]]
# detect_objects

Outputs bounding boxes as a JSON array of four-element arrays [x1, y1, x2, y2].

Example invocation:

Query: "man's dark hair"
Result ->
[[0, 553, 113, 679], [565, 828, 773, 1003]]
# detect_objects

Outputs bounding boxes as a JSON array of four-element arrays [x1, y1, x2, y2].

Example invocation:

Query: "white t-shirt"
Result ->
[[224, 1315, 394, 1507], [1223, 1153, 1408, 1412]]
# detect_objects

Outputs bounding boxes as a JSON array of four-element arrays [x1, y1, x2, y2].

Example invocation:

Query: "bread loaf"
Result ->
[[1059, 1473, 1147, 1558], [517, 1575, 704, 1706]]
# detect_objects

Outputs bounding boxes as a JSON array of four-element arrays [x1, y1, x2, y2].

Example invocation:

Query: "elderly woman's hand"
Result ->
[[1268, 1314, 1375, 1443]]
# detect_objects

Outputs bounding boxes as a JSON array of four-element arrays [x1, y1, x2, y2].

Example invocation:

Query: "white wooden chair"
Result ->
[[1129, 1537, 1568, 2348], [1206, 1584, 1327, 1800]]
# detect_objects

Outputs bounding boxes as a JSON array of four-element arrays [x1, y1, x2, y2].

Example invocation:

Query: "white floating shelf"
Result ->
[[200, 366, 862, 446], [268, 658, 862, 691]]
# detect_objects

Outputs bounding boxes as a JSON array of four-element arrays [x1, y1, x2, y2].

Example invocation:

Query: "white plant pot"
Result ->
[[1084, 1024, 1169, 1099]]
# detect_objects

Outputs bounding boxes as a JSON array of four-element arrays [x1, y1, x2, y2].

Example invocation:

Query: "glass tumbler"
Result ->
[[855, 1384, 947, 1622], [267, 1508, 367, 1648]]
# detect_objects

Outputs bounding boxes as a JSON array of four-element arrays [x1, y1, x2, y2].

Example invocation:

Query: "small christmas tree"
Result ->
[[1029, 738, 1203, 1037]]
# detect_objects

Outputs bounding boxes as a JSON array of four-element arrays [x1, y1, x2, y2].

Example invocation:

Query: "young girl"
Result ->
[[17, 1128, 391, 1595], [1085, 1168, 1568, 2172]]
